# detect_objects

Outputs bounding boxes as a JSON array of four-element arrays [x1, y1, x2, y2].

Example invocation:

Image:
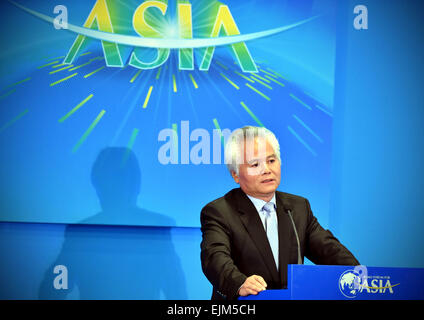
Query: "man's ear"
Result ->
[[231, 170, 240, 184]]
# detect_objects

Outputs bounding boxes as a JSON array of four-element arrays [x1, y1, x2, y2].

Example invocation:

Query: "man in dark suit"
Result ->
[[200, 126, 359, 300]]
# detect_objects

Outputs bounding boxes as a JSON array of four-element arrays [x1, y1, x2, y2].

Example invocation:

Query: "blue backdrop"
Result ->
[[1, 0, 424, 299], [0, 0, 335, 228]]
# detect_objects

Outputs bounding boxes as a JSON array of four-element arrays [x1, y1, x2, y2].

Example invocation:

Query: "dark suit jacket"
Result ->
[[200, 188, 359, 300]]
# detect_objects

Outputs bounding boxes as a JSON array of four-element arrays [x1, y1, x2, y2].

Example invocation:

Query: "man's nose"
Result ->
[[261, 162, 271, 174]]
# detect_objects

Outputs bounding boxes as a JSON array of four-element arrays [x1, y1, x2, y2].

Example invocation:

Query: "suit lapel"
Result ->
[[276, 192, 293, 287], [235, 189, 279, 282]]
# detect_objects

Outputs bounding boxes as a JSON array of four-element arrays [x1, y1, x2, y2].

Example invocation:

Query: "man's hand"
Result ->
[[238, 275, 267, 296]]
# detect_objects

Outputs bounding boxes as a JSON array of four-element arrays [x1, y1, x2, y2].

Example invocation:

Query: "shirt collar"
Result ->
[[246, 193, 276, 213]]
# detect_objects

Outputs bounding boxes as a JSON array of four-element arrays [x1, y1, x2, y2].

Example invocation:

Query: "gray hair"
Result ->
[[224, 126, 281, 175]]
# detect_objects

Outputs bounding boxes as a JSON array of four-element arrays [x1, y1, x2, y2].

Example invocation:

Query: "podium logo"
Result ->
[[339, 269, 362, 298], [338, 268, 400, 299]]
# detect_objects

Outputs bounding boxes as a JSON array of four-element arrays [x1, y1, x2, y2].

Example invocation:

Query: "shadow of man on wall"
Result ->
[[39, 147, 187, 299]]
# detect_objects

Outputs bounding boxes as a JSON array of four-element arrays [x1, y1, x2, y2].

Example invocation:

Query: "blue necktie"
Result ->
[[262, 202, 279, 270]]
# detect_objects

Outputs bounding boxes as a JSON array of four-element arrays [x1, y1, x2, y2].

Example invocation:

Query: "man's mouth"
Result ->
[[261, 179, 275, 184]]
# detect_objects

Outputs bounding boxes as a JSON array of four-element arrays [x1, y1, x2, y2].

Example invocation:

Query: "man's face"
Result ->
[[231, 137, 281, 201]]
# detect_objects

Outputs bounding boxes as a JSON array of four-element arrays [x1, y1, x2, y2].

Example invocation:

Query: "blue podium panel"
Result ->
[[240, 265, 424, 300]]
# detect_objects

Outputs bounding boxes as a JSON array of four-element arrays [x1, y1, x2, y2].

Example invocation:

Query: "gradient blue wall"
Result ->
[[1, 0, 424, 299], [330, 0, 424, 268]]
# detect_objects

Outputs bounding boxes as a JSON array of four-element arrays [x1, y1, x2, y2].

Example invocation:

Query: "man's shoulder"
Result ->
[[276, 191, 311, 219], [202, 188, 241, 210], [203, 189, 309, 209], [276, 190, 308, 204]]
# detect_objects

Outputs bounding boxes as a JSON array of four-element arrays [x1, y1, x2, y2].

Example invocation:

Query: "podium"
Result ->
[[240, 264, 424, 300]]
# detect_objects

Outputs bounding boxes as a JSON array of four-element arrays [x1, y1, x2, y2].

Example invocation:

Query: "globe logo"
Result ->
[[339, 269, 361, 298]]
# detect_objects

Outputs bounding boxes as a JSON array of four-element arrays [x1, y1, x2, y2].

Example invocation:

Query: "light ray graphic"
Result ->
[[43, 55, 65, 62], [1, 77, 31, 91], [212, 118, 225, 146], [68, 61, 92, 72], [130, 70, 142, 83], [37, 60, 60, 69], [151, 64, 168, 126], [245, 83, 270, 101], [142, 86, 153, 109], [179, 68, 200, 127], [126, 128, 139, 150], [287, 126, 317, 156], [69, 57, 103, 71], [215, 61, 228, 70], [72, 109, 106, 153], [0, 89, 16, 101], [290, 93, 312, 110], [49, 65, 74, 74], [84, 66, 105, 78], [110, 68, 156, 145], [8, 0, 319, 49], [251, 74, 270, 83], [264, 75, 285, 87], [52, 63, 67, 69], [172, 74, 177, 92], [249, 75, 272, 89], [258, 68, 278, 78], [167, 57, 176, 126], [155, 67, 162, 80], [188, 73, 198, 89], [196, 66, 244, 123], [240, 101, 264, 127], [58, 94, 94, 123], [171, 123, 178, 159], [233, 70, 254, 83], [266, 67, 288, 80], [220, 73, 239, 90], [293, 114, 323, 143], [0, 108, 29, 133], [49, 72, 78, 86], [314, 104, 333, 117], [121, 128, 140, 166]]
